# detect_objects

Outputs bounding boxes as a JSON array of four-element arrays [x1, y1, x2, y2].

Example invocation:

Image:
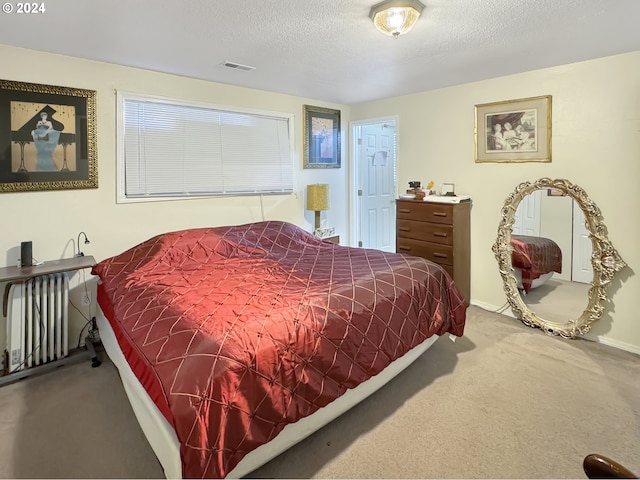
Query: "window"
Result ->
[[117, 92, 294, 203]]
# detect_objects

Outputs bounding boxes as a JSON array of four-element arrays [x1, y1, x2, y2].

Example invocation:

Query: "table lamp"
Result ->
[[306, 184, 330, 231]]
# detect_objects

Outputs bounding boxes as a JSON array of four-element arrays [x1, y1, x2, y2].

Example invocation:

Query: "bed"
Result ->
[[510, 234, 563, 293], [91, 220, 467, 479]]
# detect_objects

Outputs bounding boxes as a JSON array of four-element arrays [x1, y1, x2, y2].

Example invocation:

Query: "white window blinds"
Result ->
[[118, 93, 294, 202]]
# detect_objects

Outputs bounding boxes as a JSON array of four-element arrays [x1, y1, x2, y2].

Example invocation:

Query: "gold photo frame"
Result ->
[[0, 79, 98, 192], [303, 104, 341, 169], [475, 95, 551, 163]]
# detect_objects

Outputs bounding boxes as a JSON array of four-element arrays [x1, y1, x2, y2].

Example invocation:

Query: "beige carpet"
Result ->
[[520, 278, 592, 323], [0, 306, 638, 479]]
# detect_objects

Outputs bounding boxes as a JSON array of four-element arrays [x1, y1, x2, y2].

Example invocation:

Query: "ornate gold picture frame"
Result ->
[[0, 79, 97, 192], [475, 95, 551, 163]]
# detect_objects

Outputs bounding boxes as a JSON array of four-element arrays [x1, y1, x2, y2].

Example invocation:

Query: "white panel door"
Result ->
[[572, 202, 593, 283], [358, 122, 396, 251], [513, 189, 541, 236]]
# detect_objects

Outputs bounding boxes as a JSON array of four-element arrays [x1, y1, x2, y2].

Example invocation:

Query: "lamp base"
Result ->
[[314, 211, 321, 231]]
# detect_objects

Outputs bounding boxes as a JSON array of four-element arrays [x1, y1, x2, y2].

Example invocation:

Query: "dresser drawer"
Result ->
[[396, 238, 454, 266], [397, 219, 454, 246], [396, 201, 455, 225]]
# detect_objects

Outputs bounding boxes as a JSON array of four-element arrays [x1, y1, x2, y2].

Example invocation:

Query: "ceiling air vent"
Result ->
[[221, 61, 255, 71]]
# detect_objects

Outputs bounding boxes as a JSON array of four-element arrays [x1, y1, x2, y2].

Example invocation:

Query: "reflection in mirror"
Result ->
[[492, 178, 626, 338], [511, 189, 591, 323]]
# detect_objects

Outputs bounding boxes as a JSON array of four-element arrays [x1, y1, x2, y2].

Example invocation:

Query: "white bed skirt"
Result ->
[[514, 268, 554, 291], [96, 308, 440, 479]]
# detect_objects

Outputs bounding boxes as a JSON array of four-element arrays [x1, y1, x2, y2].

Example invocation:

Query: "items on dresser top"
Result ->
[[406, 180, 426, 199], [396, 198, 471, 303], [423, 194, 471, 204]]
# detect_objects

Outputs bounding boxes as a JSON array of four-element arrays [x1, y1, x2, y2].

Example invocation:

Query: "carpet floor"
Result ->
[[0, 306, 638, 479]]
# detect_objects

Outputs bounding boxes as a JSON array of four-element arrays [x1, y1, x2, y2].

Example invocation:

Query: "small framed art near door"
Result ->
[[303, 104, 341, 169]]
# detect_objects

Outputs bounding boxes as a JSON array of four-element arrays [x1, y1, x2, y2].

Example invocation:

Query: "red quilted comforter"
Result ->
[[92, 221, 467, 478], [511, 234, 563, 293]]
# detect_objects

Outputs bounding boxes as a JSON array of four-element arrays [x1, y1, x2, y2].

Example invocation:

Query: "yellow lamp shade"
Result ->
[[306, 184, 330, 211]]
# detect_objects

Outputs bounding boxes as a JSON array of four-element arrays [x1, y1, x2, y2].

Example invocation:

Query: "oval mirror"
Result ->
[[492, 178, 626, 338]]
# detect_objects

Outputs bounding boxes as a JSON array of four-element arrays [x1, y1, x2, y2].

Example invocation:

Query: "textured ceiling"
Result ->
[[0, 0, 639, 104]]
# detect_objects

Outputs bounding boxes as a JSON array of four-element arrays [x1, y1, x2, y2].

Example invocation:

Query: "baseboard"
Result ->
[[470, 299, 515, 318], [581, 334, 640, 356], [470, 300, 640, 356]]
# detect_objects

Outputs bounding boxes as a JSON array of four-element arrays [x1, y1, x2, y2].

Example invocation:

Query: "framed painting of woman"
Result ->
[[0, 79, 97, 192]]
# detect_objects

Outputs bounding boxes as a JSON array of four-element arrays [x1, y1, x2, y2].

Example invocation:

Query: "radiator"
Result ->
[[5, 273, 69, 373]]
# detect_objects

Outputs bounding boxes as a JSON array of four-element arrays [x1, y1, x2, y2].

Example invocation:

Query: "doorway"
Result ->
[[351, 118, 398, 252], [513, 191, 593, 283]]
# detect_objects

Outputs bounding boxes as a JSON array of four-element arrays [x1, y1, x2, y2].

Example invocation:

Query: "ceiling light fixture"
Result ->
[[369, 0, 426, 39]]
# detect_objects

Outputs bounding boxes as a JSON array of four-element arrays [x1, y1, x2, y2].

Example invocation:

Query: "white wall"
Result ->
[[1, 45, 638, 357], [350, 52, 640, 353], [0, 45, 349, 352], [540, 194, 573, 281]]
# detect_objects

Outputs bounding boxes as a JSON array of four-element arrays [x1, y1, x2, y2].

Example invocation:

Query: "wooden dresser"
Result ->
[[396, 199, 471, 303]]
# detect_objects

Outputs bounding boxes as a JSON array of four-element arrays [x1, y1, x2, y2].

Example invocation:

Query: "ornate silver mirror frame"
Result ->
[[492, 178, 626, 338]]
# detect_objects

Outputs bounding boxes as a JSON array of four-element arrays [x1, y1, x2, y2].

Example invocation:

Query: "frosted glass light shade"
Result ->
[[306, 184, 330, 211], [369, 0, 425, 38]]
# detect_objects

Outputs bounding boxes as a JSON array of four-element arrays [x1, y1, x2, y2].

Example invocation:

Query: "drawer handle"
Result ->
[[433, 252, 448, 259], [433, 212, 448, 217], [399, 227, 411, 232], [433, 232, 447, 237], [398, 246, 411, 252], [398, 209, 412, 213]]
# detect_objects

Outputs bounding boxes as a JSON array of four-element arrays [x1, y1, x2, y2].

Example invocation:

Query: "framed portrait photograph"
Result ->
[[475, 95, 551, 163], [303, 104, 341, 169], [547, 187, 566, 197], [0, 79, 97, 192]]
